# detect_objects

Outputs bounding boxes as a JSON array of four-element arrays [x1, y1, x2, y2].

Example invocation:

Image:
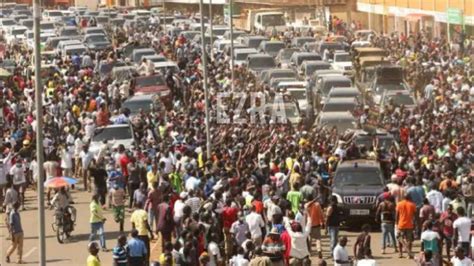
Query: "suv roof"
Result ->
[[338, 159, 380, 168]]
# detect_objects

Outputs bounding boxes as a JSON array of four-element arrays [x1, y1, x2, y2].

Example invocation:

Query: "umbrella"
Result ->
[[44, 177, 77, 188]]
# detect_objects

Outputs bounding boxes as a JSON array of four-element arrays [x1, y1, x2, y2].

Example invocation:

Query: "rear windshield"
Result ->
[[322, 80, 351, 95], [136, 75, 165, 87], [41, 23, 55, 30], [48, 11, 63, 17], [93, 126, 132, 142], [264, 42, 285, 53], [248, 57, 275, 69]]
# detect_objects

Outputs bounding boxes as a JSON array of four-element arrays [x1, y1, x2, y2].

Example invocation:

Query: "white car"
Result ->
[[25, 30, 56, 50], [89, 124, 135, 157], [5, 26, 27, 45], [331, 52, 353, 72], [42, 10, 64, 22], [0, 18, 17, 33]]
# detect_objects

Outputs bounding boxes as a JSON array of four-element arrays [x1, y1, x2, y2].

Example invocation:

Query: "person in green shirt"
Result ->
[[89, 194, 107, 251], [286, 183, 303, 214]]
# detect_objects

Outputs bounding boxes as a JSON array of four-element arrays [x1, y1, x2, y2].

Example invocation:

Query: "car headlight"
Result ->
[[332, 193, 343, 204]]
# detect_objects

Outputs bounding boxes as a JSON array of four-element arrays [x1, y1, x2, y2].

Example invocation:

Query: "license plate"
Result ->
[[350, 209, 370, 215]]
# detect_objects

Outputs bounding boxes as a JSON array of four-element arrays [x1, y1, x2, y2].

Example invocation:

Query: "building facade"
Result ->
[[355, 0, 473, 37]]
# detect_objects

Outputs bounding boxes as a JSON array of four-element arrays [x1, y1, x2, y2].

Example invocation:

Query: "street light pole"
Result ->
[[199, 0, 212, 159], [209, 0, 213, 61], [229, 0, 235, 91], [33, 0, 46, 264]]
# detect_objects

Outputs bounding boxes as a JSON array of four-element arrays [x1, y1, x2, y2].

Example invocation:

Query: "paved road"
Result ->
[[1, 188, 421, 265]]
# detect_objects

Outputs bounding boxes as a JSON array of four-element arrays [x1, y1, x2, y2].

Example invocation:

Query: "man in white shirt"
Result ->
[[453, 207, 472, 256], [450, 246, 473, 266], [208, 233, 222, 266], [426, 186, 444, 213], [80, 145, 94, 192], [333, 236, 352, 266], [245, 205, 265, 246], [9, 161, 26, 210]]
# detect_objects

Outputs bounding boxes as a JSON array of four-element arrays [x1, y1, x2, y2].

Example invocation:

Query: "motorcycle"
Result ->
[[51, 206, 76, 244]]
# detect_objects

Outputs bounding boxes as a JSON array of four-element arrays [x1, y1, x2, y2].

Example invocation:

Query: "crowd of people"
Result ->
[[0, 6, 472, 266]]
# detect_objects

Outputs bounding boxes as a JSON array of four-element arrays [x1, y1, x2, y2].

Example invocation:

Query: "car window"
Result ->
[[334, 169, 382, 186], [93, 126, 132, 142]]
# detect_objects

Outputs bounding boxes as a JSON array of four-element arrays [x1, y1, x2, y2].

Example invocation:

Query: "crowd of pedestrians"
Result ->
[[0, 6, 472, 266]]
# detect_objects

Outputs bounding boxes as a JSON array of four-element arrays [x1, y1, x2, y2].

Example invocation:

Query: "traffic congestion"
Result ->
[[0, 2, 473, 266]]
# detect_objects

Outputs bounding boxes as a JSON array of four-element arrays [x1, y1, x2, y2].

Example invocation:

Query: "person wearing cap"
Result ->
[[262, 227, 285, 266]]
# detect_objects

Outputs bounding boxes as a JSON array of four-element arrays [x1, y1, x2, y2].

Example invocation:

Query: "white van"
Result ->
[[42, 10, 64, 22]]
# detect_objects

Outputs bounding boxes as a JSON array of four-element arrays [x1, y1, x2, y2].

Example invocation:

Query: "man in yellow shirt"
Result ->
[[89, 194, 107, 251], [131, 201, 154, 264], [147, 164, 158, 189], [86, 241, 101, 266]]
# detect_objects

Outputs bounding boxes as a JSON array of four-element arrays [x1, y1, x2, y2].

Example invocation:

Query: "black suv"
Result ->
[[332, 159, 385, 221]]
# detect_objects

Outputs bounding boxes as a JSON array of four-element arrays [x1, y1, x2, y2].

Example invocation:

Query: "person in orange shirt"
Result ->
[[305, 194, 324, 255], [396, 194, 417, 259], [439, 171, 458, 192]]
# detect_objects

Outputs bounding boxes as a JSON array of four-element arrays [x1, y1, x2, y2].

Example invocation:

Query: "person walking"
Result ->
[[376, 194, 397, 254], [353, 224, 372, 260], [6, 202, 24, 264], [453, 207, 472, 257], [156, 194, 174, 251], [128, 229, 148, 266], [262, 227, 286, 266], [131, 201, 154, 265], [396, 194, 417, 259], [305, 194, 324, 255], [111, 183, 126, 232], [112, 235, 128, 266], [326, 196, 342, 252], [420, 221, 441, 266], [440, 204, 457, 258], [89, 194, 107, 251], [333, 236, 352, 266]]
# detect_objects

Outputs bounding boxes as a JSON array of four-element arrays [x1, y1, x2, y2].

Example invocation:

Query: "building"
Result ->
[[355, 0, 473, 38]]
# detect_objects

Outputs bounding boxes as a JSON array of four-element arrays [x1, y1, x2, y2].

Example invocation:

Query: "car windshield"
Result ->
[[87, 29, 105, 35], [123, 100, 152, 115], [335, 54, 351, 62], [22, 20, 33, 28], [62, 29, 79, 36], [41, 23, 55, 30], [66, 47, 86, 55], [97, 17, 108, 23], [11, 28, 26, 35], [354, 136, 395, 150], [284, 106, 299, 118], [334, 169, 382, 186], [289, 90, 306, 100], [93, 126, 132, 142], [87, 35, 107, 42], [2, 19, 15, 26], [320, 118, 354, 131], [298, 55, 320, 65], [213, 28, 227, 36], [236, 52, 254, 61], [40, 35, 50, 42], [322, 81, 351, 95], [49, 11, 63, 17], [136, 75, 165, 87], [264, 43, 285, 53], [262, 14, 285, 27], [270, 72, 295, 80], [387, 94, 415, 105], [323, 103, 355, 112], [280, 49, 298, 60], [249, 57, 275, 69], [306, 64, 329, 75], [375, 83, 406, 94]]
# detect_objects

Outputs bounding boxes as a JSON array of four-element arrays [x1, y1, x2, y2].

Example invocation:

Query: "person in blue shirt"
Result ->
[[127, 229, 147, 266], [112, 235, 128, 266]]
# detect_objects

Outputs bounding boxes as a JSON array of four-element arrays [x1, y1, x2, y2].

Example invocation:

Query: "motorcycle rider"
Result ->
[[51, 187, 76, 234]]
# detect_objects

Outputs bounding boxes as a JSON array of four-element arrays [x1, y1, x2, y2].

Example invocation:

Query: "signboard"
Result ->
[[447, 8, 463, 25]]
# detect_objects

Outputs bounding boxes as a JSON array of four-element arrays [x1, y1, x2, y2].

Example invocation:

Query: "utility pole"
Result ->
[[229, 0, 235, 91], [209, 0, 213, 61], [199, 0, 211, 159], [33, 0, 46, 264]]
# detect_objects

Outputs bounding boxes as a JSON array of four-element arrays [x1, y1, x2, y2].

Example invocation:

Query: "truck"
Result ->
[[240, 9, 287, 34]]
